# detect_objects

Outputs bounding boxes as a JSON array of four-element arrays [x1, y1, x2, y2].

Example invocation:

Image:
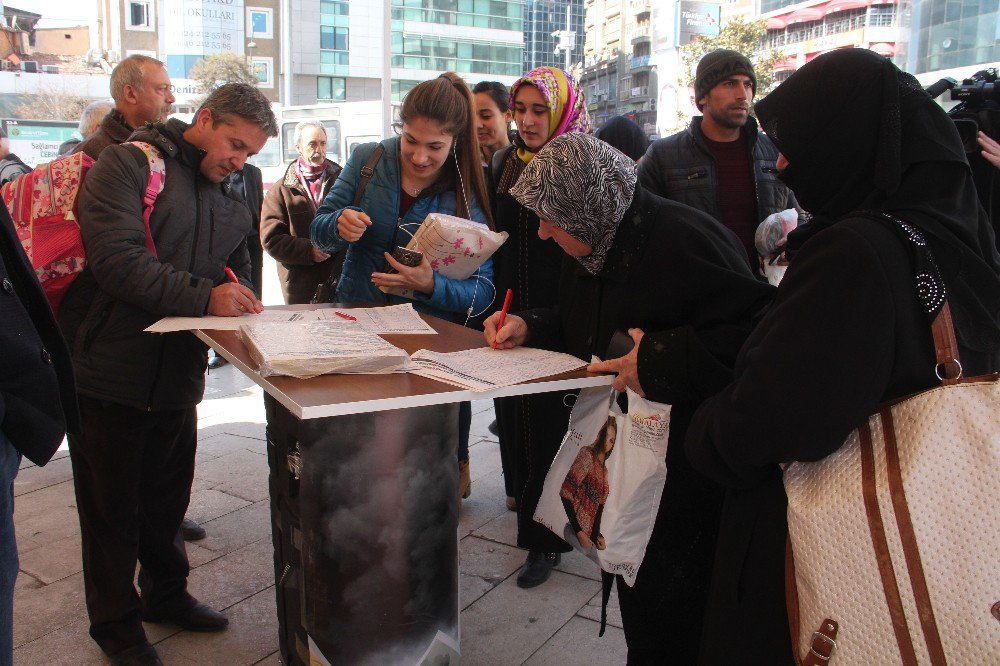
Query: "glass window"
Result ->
[[321, 0, 349, 15], [128, 1, 150, 28], [317, 76, 347, 102]]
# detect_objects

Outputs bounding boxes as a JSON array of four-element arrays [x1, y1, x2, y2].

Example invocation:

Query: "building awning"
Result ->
[[773, 59, 797, 72], [824, 0, 869, 15], [785, 7, 825, 25], [766, 16, 788, 30], [869, 42, 895, 56]]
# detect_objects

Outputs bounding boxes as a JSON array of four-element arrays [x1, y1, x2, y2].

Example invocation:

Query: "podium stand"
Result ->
[[196, 305, 609, 665]]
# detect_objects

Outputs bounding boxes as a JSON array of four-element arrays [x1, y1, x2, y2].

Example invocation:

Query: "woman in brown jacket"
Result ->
[[261, 121, 343, 304]]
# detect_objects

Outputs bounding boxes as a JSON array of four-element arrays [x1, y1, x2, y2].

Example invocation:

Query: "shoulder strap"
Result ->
[[870, 211, 963, 383], [122, 141, 166, 258], [353, 143, 384, 207]]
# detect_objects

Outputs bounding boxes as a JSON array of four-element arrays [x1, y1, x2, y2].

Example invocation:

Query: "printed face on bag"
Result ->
[[537, 219, 592, 257], [399, 117, 454, 182], [192, 110, 269, 183], [296, 125, 328, 166]]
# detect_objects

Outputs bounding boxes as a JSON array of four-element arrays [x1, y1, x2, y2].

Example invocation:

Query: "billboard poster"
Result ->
[[1, 119, 77, 167], [676, 1, 721, 46], [163, 0, 245, 79]]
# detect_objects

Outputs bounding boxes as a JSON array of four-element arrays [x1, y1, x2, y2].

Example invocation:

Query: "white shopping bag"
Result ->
[[533, 385, 670, 586]]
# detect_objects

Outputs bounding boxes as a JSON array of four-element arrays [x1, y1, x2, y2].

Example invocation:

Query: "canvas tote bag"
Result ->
[[783, 219, 1000, 665]]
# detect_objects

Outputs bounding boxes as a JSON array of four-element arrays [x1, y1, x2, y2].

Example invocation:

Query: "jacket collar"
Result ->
[[689, 114, 761, 152], [281, 159, 339, 190], [130, 118, 202, 168], [101, 109, 137, 145]]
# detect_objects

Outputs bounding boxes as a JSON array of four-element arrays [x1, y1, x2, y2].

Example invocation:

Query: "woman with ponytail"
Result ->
[[487, 66, 592, 589], [311, 72, 495, 497]]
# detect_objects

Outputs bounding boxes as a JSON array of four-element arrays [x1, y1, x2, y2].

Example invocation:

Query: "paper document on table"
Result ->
[[240, 321, 411, 378], [145, 309, 326, 333], [317, 303, 437, 334], [409, 346, 586, 392]]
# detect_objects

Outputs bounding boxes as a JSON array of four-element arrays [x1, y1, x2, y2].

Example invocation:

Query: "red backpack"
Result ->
[[0, 142, 166, 315]]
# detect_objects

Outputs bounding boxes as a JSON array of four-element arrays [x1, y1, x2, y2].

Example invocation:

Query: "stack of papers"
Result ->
[[410, 346, 586, 392], [145, 304, 437, 335], [240, 321, 411, 379]]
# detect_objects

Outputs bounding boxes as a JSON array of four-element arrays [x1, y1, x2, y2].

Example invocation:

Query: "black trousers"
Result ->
[[68, 397, 197, 655]]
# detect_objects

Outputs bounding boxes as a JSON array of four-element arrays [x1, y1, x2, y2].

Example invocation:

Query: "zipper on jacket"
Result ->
[[189, 187, 203, 272], [687, 168, 707, 180], [208, 207, 215, 259]]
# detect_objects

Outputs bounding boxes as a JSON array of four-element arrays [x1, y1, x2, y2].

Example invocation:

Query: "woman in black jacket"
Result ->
[[684, 48, 1000, 664], [485, 132, 774, 662]]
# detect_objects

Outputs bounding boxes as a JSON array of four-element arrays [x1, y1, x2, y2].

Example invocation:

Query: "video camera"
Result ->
[[926, 69, 1000, 243]]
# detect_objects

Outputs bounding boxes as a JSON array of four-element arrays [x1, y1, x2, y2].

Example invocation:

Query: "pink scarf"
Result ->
[[296, 157, 327, 206]]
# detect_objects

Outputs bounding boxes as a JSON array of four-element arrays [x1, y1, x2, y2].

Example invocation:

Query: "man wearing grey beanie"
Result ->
[[638, 49, 798, 271]]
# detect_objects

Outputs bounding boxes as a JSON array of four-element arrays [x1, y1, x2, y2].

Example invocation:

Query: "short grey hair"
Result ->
[[293, 120, 327, 147], [196, 83, 278, 137], [110, 55, 165, 105], [78, 100, 115, 136]]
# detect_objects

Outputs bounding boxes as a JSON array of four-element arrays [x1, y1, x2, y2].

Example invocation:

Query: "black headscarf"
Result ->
[[754, 48, 1000, 354], [594, 116, 649, 162]]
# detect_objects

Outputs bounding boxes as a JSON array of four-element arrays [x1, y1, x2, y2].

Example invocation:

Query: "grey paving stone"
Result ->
[[195, 500, 271, 556], [18, 533, 81, 585], [157, 587, 279, 665], [460, 572, 601, 665], [13, 571, 86, 647], [471, 508, 519, 549], [193, 448, 270, 503], [13, 480, 80, 552], [185, 537, 275, 612], [553, 548, 601, 583], [523, 615, 628, 666], [470, 401, 499, 443], [577, 586, 623, 630], [195, 425, 267, 463], [252, 651, 281, 665], [459, 472, 512, 540], [468, 438, 503, 480], [13, 617, 107, 666], [186, 488, 253, 526], [185, 541, 223, 569], [458, 536, 524, 610], [13, 455, 74, 497]]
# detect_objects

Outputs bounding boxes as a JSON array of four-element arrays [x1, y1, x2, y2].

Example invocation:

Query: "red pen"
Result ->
[[334, 311, 357, 321], [492, 288, 514, 350], [224, 267, 239, 284]]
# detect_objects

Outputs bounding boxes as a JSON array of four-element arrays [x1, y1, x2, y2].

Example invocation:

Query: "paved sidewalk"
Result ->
[[12, 362, 627, 665]]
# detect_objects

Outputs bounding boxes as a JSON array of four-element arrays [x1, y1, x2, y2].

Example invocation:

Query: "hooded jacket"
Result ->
[[59, 118, 254, 410]]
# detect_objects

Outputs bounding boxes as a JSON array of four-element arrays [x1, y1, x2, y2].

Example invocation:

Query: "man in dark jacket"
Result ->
[[639, 49, 798, 267], [60, 83, 277, 666], [0, 204, 79, 666], [75, 54, 175, 160]]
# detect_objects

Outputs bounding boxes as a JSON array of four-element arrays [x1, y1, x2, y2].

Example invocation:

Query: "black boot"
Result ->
[[516, 551, 561, 588]]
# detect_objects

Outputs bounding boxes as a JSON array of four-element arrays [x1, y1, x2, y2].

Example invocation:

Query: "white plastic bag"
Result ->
[[533, 385, 670, 586]]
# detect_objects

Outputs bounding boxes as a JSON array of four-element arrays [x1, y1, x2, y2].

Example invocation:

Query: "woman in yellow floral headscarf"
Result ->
[[486, 66, 591, 590]]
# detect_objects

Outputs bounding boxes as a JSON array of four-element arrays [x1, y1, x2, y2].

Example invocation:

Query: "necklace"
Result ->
[[406, 185, 422, 197]]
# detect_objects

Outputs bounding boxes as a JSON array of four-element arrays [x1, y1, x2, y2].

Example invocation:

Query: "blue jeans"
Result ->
[[0, 431, 22, 666]]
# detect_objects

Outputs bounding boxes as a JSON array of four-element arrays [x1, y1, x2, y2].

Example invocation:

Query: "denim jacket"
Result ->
[[311, 136, 495, 322]]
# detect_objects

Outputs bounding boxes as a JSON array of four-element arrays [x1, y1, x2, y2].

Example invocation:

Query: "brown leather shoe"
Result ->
[[459, 459, 471, 499], [143, 602, 228, 632]]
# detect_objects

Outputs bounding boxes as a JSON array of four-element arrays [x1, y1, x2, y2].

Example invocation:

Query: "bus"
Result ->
[[248, 101, 399, 188]]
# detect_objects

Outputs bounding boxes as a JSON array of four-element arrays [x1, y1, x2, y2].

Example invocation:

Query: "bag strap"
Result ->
[[353, 143, 384, 207], [868, 211, 963, 383], [123, 141, 166, 258]]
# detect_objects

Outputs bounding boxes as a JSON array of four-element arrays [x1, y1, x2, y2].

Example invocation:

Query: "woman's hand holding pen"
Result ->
[[484, 312, 528, 349], [588, 328, 646, 397], [337, 209, 371, 243], [371, 251, 435, 295]]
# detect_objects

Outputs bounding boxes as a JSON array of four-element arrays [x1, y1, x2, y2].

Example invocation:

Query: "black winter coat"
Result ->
[[60, 119, 254, 410], [74, 109, 135, 160], [685, 218, 1000, 664], [0, 204, 79, 465], [522, 186, 774, 657]]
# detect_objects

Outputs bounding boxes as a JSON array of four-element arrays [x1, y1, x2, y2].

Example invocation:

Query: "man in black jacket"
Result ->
[[639, 49, 798, 267], [0, 204, 79, 666], [61, 83, 276, 666]]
